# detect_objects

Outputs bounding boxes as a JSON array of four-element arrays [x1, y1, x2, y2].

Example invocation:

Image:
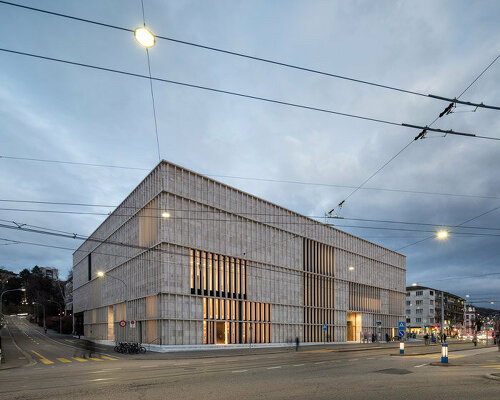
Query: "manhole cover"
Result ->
[[376, 368, 412, 375]]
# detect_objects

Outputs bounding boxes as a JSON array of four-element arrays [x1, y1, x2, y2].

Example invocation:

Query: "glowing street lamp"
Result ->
[[97, 271, 129, 342], [161, 211, 170, 218], [348, 266, 355, 271], [412, 282, 417, 287], [134, 27, 156, 48], [436, 230, 449, 240]]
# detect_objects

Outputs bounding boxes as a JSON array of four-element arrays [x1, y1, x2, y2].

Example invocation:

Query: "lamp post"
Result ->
[[32, 301, 46, 331], [97, 271, 129, 342], [47, 299, 63, 334], [1, 288, 26, 327]]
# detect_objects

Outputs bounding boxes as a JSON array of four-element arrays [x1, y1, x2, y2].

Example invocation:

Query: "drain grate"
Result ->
[[376, 368, 413, 375]]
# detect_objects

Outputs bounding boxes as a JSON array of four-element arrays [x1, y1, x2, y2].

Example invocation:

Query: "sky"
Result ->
[[0, 0, 499, 309]]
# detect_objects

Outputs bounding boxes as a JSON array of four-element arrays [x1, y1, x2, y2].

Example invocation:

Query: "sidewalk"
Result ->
[[0, 325, 34, 370]]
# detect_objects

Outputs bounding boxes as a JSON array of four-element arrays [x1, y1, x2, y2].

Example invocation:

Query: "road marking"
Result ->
[[202, 360, 215, 363], [100, 356, 119, 360], [314, 361, 326, 364], [31, 350, 53, 364], [366, 357, 375, 360], [89, 357, 103, 361], [90, 378, 113, 382], [140, 365, 160, 368], [56, 358, 71, 363], [232, 370, 248, 373], [414, 364, 427, 368], [293, 364, 304, 367], [267, 366, 281, 369], [72, 357, 88, 362], [350, 358, 359, 361]]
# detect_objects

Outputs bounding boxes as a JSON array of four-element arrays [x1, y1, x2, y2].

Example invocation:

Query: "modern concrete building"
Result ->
[[406, 285, 464, 335], [73, 161, 406, 347]]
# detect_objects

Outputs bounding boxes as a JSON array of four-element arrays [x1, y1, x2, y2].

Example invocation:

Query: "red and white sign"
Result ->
[[130, 320, 136, 329], [119, 320, 126, 327]]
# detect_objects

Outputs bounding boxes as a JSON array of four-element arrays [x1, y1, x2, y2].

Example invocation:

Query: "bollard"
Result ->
[[399, 341, 404, 355], [441, 343, 448, 363]]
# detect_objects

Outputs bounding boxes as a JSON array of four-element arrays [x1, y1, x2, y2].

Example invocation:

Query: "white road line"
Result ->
[[350, 358, 359, 361], [314, 361, 326, 364], [90, 378, 113, 382], [140, 365, 160, 368], [202, 360, 215, 363], [267, 366, 282, 369], [232, 369, 248, 373], [293, 364, 304, 367], [366, 357, 375, 360], [414, 364, 427, 368]]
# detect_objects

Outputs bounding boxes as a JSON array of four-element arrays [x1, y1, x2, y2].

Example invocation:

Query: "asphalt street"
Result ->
[[1, 316, 499, 399]]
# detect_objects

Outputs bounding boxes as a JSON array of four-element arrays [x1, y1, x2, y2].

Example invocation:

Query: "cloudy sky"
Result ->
[[0, 0, 499, 308]]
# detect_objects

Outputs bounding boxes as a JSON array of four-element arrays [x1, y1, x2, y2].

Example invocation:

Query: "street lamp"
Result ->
[[411, 282, 417, 287], [436, 230, 449, 240], [161, 211, 170, 218], [348, 266, 355, 271], [47, 299, 64, 334], [1, 288, 26, 324], [134, 27, 156, 48], [97, 271, 129, 342]]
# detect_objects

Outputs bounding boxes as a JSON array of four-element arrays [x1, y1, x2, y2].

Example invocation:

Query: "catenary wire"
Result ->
[[0, 1, 498, 111], [2, 157, 500, 201], [1, 47, 492, 140], [328, 53, 500, 214]]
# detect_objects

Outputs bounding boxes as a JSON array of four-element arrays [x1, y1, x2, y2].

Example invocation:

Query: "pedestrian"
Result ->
[[44, 326, 47, 334], [385, 333, 390, 343], [372, 333, 376, 343], [295, 337, 299, 352], [424, 333, 429, 345], [443, 333, 447, 343], [473, 333, 478, 347]]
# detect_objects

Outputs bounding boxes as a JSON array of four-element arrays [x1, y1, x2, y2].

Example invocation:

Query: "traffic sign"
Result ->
[[376, 321, 382, 326], [119, 320, 126, 327], [130, 320, 136, 329], [323, 324, 327, 332], [398, 321, 406, 337]]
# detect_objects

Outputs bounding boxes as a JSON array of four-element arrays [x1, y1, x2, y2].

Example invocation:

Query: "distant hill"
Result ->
[[476, 306, 500, 319]]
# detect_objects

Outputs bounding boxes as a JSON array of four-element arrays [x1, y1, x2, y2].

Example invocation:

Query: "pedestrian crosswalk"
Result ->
[[31, 351, 119, 365]]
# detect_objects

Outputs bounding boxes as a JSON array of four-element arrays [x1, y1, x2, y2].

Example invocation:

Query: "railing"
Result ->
[[146, 336, 161, 351]]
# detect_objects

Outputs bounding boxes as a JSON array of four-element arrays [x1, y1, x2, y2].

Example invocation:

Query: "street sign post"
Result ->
[[323, 324, 327, 332], [376, 321, 382, 326], [119, 320, 126, 328], [130, 320, 136, 329]]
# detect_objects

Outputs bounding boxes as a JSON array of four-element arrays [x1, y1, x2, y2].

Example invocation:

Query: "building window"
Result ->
[[416, 308, 423, 314], [416, 291, 423, 296], [429, 309, 434, 314], [87, 253, 92, 281], [416, 300, 423, 305], [406, 318, 411, 323], [416, 318, 421, 323], [406, 293, 410, 297], [190, 249, 247, 298], [406, 309, 411, 315], [430, 300, 434, 305], [429, 291, 434, 296], [406, 301, 410, 306]]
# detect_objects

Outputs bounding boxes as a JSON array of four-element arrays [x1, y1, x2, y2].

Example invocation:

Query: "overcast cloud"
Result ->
[[0, 0, 499, 308]]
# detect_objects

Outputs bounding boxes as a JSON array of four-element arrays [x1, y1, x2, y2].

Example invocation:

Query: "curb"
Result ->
[[391, 345, 495, 357], [484, 373, 500, 381]]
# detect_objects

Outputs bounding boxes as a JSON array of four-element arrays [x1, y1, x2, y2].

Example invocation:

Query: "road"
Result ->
[[1, 316, 499, 399]]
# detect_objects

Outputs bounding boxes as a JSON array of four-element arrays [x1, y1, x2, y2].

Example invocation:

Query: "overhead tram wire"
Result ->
[[140, 0, 161, 162], [327, 52, 500, 215], [2, 49, 490, 140], [0, 1, 499, 111], [3, 207, 500, 232], [3, 157, 500, 201], [2, 216, 500, 239]]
